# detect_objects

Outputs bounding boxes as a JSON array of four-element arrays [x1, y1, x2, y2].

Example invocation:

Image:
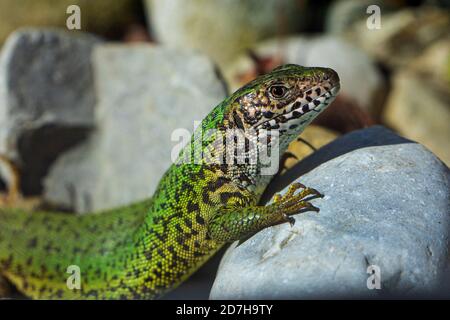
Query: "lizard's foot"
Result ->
[[208, 183, 324, 242], [271, 182, 323, 226]]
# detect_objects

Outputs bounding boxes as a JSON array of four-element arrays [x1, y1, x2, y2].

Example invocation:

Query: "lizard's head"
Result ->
[[203, 64, 341, 189], [191, 64, 340, 188], [227, 64, 340, 140]]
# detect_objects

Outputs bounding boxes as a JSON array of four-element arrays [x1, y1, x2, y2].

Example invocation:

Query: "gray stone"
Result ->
[[44, 44, 227, 213], [145, 0, 306, 68], [210, 126, 450, 299], [0, 29, 100, 194]]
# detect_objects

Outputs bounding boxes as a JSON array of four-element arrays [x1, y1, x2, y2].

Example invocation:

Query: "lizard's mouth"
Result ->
[[255, 84, 340, 132]]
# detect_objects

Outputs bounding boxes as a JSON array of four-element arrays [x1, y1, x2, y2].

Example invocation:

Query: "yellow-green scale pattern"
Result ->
[[0, 64, 340, 299]]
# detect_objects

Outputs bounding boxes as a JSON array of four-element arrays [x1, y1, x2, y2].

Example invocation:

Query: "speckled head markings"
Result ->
[[229, 64, 340, 134], [0, 64, 340, 300], [211, 64, 340, 190]]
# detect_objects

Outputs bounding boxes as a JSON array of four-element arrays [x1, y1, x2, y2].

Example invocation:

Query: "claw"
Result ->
[[291, 182, 306, 190], [306, 187, 322, 197], [283, 214, 296, 226], [307, 203, 320, 212], [272, 182, 323, 225]]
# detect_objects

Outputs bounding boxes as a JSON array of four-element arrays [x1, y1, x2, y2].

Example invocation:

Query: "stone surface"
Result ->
[[44, 44, 227, 213], [0, 29, 100, 194], [210, 126, 450, 299], [145, 0, 306, 68], [383, 70, 450, 166], [0, 0, 139, 45], [224, 36, 385, 117]]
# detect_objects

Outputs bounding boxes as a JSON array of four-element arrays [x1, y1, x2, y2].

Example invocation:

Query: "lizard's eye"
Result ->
[[269, 85, 288, 99]]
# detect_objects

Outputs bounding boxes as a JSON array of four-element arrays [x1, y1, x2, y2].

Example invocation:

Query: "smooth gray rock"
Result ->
[[44, 44, 227, 213], [0, 29, 100, 194], [210, 126, 450, 299]]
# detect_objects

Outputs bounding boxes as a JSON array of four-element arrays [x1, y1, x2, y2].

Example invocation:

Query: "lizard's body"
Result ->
[[0, 65, 340, 299]]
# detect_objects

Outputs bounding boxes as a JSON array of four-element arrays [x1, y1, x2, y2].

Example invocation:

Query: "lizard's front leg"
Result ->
[[207, 183, 323, 243]]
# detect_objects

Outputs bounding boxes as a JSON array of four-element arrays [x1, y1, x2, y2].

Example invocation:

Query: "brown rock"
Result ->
[[383, 70, 450, 166], [347, 7, 450, 69], [281, 125, 340, 173], [0, 0, 140, 44]]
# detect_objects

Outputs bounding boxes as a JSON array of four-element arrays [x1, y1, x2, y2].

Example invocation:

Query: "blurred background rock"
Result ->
[[0, 0, 145, 43], [0, 0, 449, 299]]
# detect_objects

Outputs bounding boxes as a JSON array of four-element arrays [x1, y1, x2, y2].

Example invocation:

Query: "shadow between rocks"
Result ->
[[17, 124, 91, 196]]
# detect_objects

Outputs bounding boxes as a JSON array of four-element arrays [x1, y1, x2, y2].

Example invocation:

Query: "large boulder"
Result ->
[[210, 126, 450, 299], [0, 29, 100, 194], [44, 44, 227, 213]]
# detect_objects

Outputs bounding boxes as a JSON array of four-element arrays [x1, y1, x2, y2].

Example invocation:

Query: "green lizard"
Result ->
[[0, 64, 340, 299]]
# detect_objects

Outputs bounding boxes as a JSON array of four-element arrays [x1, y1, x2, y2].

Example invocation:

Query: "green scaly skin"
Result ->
[[0, 64, 340, 299]]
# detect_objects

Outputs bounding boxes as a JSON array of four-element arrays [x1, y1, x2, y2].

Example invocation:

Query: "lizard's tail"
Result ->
[[0, 201, 150, 299], [0, 207, 84, 298]]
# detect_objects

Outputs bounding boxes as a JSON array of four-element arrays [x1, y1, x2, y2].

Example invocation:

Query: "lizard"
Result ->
[[0, 64, 340, 299]]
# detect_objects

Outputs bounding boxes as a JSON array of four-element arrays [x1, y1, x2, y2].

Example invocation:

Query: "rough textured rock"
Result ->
[[383, 70, 450, 166], [145, 0, 306, 68], [0, 0, 140, 45], [44, 45, 227, 213], [224, 36, 385, 116], [0, 29, 100, 194], [210, 126, 450, 299]]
